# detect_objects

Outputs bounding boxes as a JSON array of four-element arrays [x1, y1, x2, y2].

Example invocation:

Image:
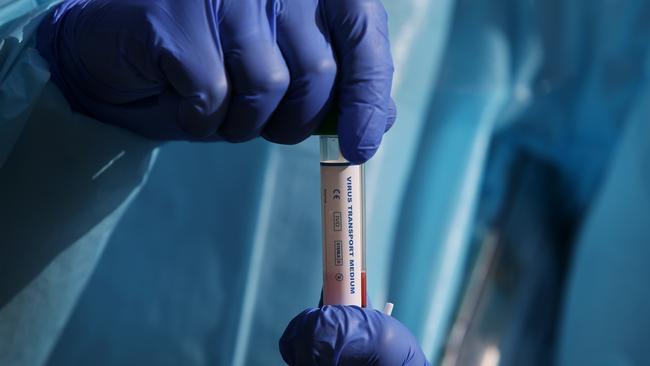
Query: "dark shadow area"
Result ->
[[441, 153, 577, 366]]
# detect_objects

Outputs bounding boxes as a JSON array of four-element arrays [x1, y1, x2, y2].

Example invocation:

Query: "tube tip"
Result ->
[[383, 302, 394, 316]]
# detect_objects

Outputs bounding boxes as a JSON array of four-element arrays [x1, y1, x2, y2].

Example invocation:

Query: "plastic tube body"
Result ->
[[320, 136, 366, 306]]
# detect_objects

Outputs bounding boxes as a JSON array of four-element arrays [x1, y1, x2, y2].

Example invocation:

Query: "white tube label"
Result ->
[[321, 163, 363, 306]]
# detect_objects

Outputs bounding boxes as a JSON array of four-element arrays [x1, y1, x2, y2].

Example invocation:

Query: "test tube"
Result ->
[[320, 136, 366, 307]]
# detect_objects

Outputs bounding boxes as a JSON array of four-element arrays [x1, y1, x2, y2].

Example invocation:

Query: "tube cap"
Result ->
[[315, 110, 338, 136]]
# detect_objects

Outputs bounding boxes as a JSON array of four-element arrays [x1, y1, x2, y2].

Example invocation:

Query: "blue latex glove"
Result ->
[[280, 305, 430, 365], [36, 0, 396, 163]]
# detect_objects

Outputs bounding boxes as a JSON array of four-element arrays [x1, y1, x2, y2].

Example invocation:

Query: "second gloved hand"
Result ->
[[36, 0, 396, 163], [280, 305, 430, 365]]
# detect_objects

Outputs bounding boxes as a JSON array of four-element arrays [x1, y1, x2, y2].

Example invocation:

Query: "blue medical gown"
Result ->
[[1, 1, 649, 366]]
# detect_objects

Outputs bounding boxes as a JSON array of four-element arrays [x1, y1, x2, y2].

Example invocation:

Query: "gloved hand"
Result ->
[[36, 0, 395, 163], [280, 305, 430, 365]]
